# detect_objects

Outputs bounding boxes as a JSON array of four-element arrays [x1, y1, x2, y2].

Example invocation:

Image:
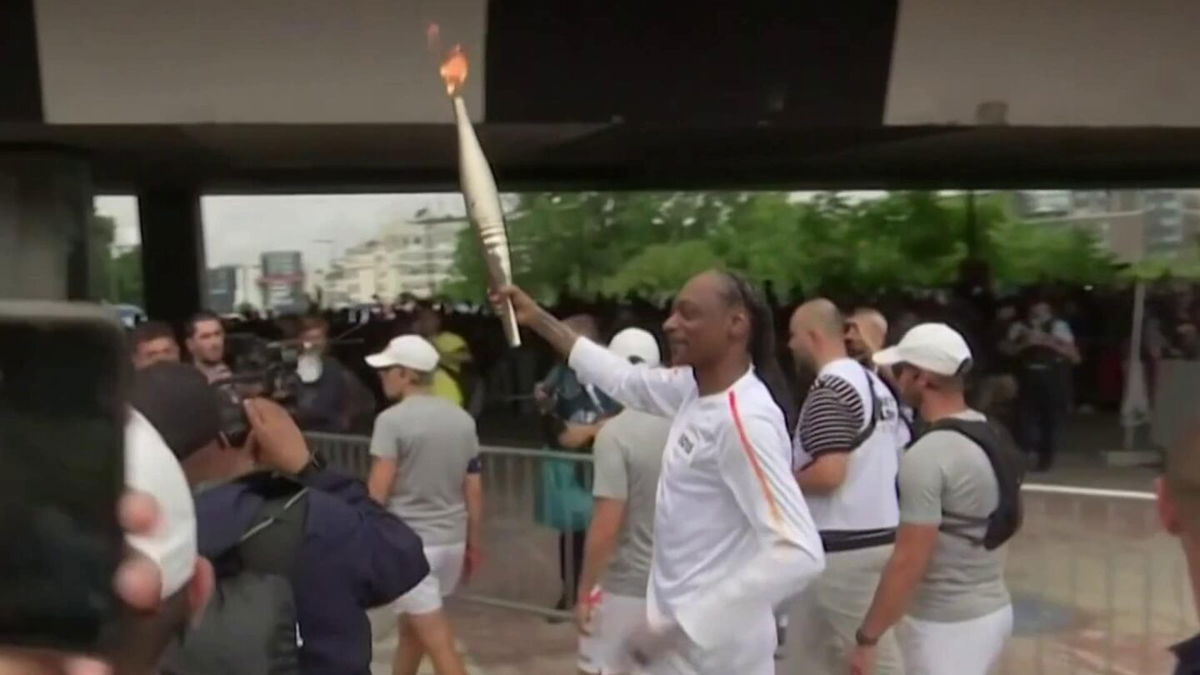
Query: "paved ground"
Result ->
[[360, 413, 1197, 674]]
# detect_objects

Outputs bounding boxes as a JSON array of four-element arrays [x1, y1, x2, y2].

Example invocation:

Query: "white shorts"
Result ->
[[392, 543, 466, 616], [897, 604, 1013, 675], [578, 591, 647, 674]]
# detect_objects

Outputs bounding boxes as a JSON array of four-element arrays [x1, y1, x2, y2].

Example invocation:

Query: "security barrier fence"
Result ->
[[307, 433, 1197, 674]]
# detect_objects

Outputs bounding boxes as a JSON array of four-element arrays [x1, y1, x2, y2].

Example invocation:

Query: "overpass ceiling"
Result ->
[[8, 2, 1200, 190], [5, 123, 1200, 192]]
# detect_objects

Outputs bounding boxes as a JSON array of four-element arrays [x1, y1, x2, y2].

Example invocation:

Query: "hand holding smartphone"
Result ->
[[0, 302, 127, 657]]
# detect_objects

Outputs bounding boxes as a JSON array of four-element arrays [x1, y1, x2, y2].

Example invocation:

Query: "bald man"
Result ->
[[847, 308, 889, 366], [1158, 428, 1200, 674], [784, 300, 909, 675]]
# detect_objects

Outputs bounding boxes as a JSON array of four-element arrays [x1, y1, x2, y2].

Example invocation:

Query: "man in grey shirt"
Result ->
[[851, 324, 1012, 675], [366, 335, 483, 675], [575, 328, 672, 675]]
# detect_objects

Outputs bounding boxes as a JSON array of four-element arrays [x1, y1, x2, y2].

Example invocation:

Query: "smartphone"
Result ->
[[0, 301, 127, 654]]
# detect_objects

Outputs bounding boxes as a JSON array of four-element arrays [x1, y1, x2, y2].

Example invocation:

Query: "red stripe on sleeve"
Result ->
[[729, 390, 783, 527]]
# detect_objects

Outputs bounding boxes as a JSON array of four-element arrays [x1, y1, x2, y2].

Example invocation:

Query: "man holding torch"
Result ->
[[434, 40, 824, 670], [494, 272, 825, 675]]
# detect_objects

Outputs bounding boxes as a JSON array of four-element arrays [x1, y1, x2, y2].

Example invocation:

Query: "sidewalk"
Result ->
[[369, 606, 491, 675]]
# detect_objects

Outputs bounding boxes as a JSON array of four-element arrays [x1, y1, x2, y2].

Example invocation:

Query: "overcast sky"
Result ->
[[93, 190, 893, 271], [95, 193, 467, 270]]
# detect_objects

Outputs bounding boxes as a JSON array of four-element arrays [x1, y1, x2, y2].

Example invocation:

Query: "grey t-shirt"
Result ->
[[899, 409, 1011, 622], [591, 409, 671, 598], [369, 394, 480, 546]]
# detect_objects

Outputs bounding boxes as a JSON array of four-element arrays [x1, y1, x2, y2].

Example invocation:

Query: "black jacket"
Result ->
[[1175, 633, 1200, 675], [195, 469, 429, 675]]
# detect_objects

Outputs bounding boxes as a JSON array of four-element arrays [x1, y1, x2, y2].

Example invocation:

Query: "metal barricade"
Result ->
[[457, 446, 594, 619], [303, 434, 1198, 671], [1000, 484, 1195, 674], [304, 433, 593, 620], [306, 431, 373, 480]]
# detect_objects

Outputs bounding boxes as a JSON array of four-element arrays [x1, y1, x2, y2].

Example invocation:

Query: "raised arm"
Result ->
[[498, 286, 693, 416], [497, 285, 584, 356]]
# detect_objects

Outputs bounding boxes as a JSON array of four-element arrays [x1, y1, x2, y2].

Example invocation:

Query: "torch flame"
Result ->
[[439, 45, 469, 97]]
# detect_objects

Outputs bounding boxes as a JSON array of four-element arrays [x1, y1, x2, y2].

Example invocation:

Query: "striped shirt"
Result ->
[[793, 358, 908, 533], [796, 373, 865, 466]]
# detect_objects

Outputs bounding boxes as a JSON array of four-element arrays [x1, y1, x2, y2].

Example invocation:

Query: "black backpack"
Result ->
[[163, 476, 309, 675], [921, 417, 1025, 550]]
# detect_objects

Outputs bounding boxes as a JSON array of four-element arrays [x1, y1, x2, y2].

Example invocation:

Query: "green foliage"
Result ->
[[1122, 249, 1200, 281], [109, 246, 144, 305], [89, 212, 143, 305], [440, 190, 1121, 302], [604, 240, 722, 298], [988, 219, 1118, 285], [89, 214, 116, 301]]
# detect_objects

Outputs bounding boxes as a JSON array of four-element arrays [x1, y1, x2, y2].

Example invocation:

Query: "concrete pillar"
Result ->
[[138, 184, 205, 322], [0, 153, 94, 300]]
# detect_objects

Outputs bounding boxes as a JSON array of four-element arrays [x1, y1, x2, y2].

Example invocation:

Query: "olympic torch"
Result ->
[[438, 43, 521, 347]]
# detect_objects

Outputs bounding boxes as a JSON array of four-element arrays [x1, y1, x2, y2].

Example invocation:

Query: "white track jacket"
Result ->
[[569, 338, 825, 674]]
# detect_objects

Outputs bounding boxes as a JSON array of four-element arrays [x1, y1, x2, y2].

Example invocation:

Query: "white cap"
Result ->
[[873, 323, 973, 377], [365, 335, 440, 372], [609, 328, 661, 367], [125, 409, 197, 599]]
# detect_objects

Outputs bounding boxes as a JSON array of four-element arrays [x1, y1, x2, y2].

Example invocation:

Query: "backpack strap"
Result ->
[[875, 370, 916, 442], [921, 418, 1002, 547], [845, 365, 881, 450], [237, 477, 310, 577]]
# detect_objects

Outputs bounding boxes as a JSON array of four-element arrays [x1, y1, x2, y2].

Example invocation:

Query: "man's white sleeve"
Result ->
[[568, 338, 694, 418], [672, 406, 825, 650]]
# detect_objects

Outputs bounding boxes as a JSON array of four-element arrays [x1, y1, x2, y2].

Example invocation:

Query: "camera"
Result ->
[[212, 334, 307, 447]]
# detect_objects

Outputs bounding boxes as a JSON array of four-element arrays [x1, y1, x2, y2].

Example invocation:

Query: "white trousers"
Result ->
[[897, 604, 1013, 675], [784, 544, 903, 675], [579, 591, 647, 675], [633, 611, 776, 675]]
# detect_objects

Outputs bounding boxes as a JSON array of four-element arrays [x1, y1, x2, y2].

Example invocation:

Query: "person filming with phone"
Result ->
[[129, 363, 429, 675]]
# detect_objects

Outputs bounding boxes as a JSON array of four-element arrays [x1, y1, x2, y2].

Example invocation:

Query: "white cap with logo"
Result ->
[[873, 323, 973, 376], [608, 328, 661, 367], [365, 335, 441, 372], [125, 409, 198, 599]]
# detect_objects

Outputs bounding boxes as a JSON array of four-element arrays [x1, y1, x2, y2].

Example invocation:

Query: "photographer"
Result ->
[[130, 363, 429, 675], [294, 316, 362, 433]]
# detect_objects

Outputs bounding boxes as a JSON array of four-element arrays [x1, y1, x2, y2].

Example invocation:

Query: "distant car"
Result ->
[[111, 304, 147, 328]]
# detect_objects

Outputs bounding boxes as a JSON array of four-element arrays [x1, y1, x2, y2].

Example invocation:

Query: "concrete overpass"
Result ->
[[4, 0, 1200, 315]]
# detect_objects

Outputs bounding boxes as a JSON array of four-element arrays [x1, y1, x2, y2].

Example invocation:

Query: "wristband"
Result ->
[[855, 628, 879, 647], [296, 451, 326, 480]]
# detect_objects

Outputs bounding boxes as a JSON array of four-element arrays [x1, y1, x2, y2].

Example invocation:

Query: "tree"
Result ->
[[441, 192, 724, 301], [603, 240, 722, 298], [988, 220, 1118, 285], [441, 189, 1121, 301], [89, 214, 116, 301], [88, 212, 144, 305], [109, 246, 144, 305]]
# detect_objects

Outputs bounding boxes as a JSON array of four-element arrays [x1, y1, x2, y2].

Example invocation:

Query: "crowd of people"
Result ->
[[130, 278, 1200, 475], [17, 273, 1194, 675]]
